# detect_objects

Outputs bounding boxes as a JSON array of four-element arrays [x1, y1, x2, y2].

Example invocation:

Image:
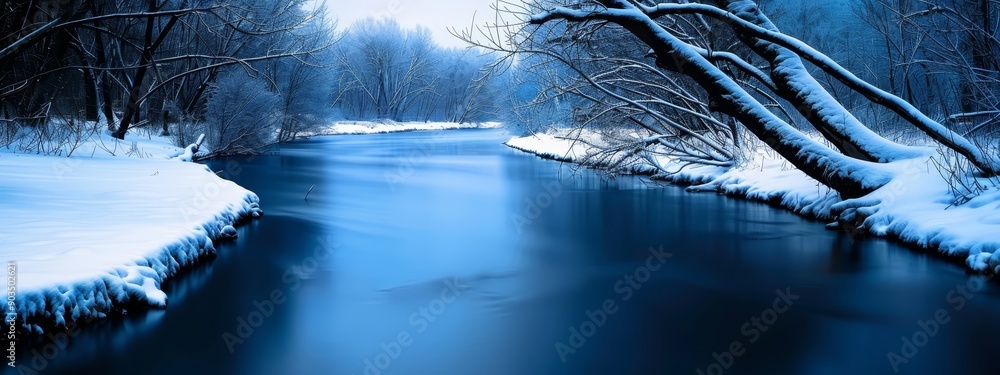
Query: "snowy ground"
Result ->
[[310, 120, 502, 135], [506, 128, 1000, 273], [1, 129, 261, 333]]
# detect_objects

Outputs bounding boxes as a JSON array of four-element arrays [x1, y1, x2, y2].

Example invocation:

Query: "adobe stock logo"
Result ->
[[355, 278, 469, 375], [886, 273, 990, 372], [696, 288, 800, 375], [554, 245, 673, 362]]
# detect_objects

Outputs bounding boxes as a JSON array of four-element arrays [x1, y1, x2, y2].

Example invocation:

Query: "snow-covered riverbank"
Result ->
[[311, 120, 502, 135], [1, 131, 261, 334], [506, 129, 1000, 273]]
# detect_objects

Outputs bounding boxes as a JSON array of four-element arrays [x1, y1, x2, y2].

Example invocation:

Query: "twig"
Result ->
[[304, 184, 316, 201]]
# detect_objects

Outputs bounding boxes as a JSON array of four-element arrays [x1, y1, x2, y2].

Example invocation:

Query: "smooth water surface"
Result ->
[[18, 129, 1000, 375]]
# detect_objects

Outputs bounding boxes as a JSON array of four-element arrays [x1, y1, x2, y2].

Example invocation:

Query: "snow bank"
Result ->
[[833, 160, 1000, 272], [688, 149, 843, 219], [504, 132, 593, 165], [1, 130, 261, 333], [506, 129, 1000, 272], [311, 120, 502, 135], [505, 129, 728, 182]]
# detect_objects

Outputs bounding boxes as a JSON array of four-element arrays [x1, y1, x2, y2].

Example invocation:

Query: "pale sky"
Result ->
[[308, 0, 506, 48]]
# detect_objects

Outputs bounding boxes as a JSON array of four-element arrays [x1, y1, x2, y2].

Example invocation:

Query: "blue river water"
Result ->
[[16, 128, 1000, 375]]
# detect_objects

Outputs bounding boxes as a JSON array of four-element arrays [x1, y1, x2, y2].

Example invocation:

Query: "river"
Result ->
[[19, 129, 1000, 375]]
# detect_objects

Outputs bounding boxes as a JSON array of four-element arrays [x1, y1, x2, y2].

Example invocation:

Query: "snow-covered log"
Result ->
[[704, 0, 928, 163], [175, 133, 205, 162], [529, 0, 895, 198], [632, 0, 1000, 176]]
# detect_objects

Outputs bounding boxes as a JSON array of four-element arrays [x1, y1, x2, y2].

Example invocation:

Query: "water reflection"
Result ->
[[17, 129, 1000, 375]]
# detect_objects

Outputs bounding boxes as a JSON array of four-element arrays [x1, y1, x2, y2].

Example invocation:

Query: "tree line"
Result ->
[[332, 18, 507, 124], [0, 1, 508, 158]]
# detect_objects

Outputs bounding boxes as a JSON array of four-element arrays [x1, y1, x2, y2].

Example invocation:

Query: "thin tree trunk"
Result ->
[[91, 2, 116, 130], [112, 0, 180, 139], [185, 70, 218, 118], [68, 37, 98, 122]]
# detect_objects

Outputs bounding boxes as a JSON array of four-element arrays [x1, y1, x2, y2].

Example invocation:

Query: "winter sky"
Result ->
[[310, 0, 506, 48]]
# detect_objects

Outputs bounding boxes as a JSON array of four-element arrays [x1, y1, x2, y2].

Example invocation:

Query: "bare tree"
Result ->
[[0, 0, 329, 146], [333, 19, 438, 121], [468, 0, 1000, 199]]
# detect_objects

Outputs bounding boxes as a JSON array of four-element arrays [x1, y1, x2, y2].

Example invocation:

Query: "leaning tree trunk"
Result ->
[[531, 0, 895, 198], [712, 0, 925, 163], [185, 69, 219, 118], [112, 0, 180, 139], [633, 0, 1000, 175]]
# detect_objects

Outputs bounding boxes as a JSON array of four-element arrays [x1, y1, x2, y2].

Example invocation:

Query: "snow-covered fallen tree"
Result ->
[[469, 0, 1000, 271]]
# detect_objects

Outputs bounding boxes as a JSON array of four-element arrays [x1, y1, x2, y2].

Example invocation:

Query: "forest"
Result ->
[[467, 0, 1000, 206], [6, 2, 1000, 373], [0, 0, 507, 158], [2, 0, 998, 197]]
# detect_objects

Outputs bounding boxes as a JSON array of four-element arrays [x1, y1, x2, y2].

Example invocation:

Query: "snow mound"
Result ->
[[221, 225, 238, 240], [172, 134, 206, 162]]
